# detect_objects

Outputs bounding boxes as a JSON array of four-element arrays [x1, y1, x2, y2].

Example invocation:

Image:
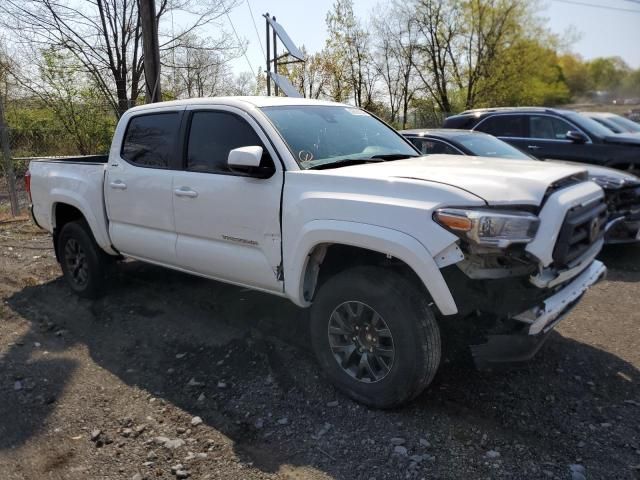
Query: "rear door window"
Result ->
[[475, 115, 526, 138], [410, 138, 460, 155], [121, 113, 180, 168]]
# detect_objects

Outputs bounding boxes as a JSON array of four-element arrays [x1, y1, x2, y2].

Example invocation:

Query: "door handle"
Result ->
[[109, 180, 127, 190], [527, 145, 540, 150], [174, 187, 198, 198]]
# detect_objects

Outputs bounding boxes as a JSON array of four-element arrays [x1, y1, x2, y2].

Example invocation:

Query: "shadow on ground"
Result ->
[[598, 242, 640, 280]]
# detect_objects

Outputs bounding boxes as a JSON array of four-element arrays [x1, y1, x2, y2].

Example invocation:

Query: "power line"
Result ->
[[225, 11, 256, 76], [552, 0, 640, 13], [246, 0, 266, 62]]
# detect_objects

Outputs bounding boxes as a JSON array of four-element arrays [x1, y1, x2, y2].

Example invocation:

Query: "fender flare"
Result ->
[[283, 219, 458, 315], [50, 189, 117, 255]]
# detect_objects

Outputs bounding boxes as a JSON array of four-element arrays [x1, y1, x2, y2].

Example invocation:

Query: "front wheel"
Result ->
[[310, 266, 441, 409]]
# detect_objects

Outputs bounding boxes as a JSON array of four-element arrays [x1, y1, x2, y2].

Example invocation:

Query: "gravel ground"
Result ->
[[0, 218, 639, 480]]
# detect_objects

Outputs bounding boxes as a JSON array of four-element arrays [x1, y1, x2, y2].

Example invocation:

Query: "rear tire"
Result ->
[[310, 266, 441, 409], [57, 220, 108, 299]]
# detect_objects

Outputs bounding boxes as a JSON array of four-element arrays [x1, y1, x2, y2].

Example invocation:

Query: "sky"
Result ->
[[224, 0, 640, 76]]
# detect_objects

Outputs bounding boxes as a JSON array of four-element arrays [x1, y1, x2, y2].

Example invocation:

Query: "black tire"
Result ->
[[57, 220, 108, 299], [310, 266, 441, 409]]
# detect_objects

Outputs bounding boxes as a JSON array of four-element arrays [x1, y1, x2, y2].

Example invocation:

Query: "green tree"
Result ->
[[12, 50, 114, 155], [557, 54, 591, 99], [621, 68, 640, 97], [587, 57, 630, 92]]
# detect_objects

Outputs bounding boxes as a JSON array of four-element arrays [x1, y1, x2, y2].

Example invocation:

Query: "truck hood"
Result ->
[[325, 155, 589, 205]]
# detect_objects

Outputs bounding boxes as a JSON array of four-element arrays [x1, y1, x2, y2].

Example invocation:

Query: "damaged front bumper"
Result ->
[[471, 260, 606, 368], [604, 210, 640, 244]]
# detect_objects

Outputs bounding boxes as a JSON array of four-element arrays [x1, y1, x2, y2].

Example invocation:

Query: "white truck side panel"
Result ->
[[282, 171, 487, 313], [284, 220, 459, 315], [30, 161, 117, 255]]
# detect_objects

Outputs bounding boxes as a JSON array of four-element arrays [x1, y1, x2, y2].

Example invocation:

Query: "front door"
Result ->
[[172, 107, 283, 293], [524, 114, 591, 162], [105, 110, 182, 264]]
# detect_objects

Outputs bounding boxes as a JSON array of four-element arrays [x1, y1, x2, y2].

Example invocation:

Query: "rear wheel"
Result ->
[[310, 266, 441, 408], [57, 221, 108, 299]]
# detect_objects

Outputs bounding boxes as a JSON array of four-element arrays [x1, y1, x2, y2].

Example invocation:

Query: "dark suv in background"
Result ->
[[443, 107, 640, 172]]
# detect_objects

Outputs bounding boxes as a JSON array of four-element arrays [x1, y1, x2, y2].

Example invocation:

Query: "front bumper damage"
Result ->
[[471, 260, 606, 368], [604, 210, 640, 244], [603, 183, 640, 243]]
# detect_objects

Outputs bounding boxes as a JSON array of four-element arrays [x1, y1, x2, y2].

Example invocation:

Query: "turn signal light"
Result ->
[[433, 211, 472, 231]]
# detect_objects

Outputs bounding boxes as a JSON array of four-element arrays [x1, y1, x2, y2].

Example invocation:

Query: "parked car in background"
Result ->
[[443, 107, 640, 173], [26, 97, 607, 408], [402, 128, 640, 244], [626, 108, 640, 123], [582, 112, 640, 135]]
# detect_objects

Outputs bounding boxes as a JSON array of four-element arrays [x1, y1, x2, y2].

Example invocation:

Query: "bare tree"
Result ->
[[372, 3, 419, 127], [227, 71, 256, 96], [0, 40, 15, 109], [326, 0, 375, 107], [164, 32, 241, 98], [0, 0, 241, 117], [280, 48, 330, 99], [411, 0, 460, 113], [454, 0, 528, 108], [411, 0, 536, 111]]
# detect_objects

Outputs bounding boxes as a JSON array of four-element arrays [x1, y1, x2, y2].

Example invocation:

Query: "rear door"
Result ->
[[105, 110, 183, 264], [473, 114, 530, 154], [172, 106, 284, 293]]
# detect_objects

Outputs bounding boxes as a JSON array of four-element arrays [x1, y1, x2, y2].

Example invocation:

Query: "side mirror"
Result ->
[[566, 130, 588, 144], [227, 146, 274, 178]]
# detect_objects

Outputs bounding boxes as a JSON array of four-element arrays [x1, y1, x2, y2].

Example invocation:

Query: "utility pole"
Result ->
[[265, 13, 271, 96], [0, 97, 18, 217], [138, 0, 162, 103], [272, 16, 279, 96]]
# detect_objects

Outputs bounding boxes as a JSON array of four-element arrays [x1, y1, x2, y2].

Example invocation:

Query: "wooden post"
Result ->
[[139, 0, 162, 103], [0, 98, 19, 216]]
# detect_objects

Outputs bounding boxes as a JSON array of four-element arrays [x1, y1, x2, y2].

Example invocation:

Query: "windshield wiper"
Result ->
[[306, 153, 419, 170], [368, 153, 419, 160], [307, 158, 385, 170]]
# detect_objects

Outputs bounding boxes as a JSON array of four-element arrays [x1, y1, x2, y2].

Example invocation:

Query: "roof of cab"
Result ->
[[125, 96, 348, 114]]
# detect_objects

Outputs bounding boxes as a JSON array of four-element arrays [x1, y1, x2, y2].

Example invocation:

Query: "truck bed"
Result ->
[[29, 159, 113, 253]]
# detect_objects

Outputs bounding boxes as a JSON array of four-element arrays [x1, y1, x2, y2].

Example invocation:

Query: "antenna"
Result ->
[[263, 13, 305, 97]]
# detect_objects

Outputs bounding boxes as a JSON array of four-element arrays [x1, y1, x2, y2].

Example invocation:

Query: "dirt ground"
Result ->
[[0, 217, 639, 480]]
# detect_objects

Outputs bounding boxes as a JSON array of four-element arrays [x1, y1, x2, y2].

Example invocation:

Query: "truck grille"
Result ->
[[553, 199, 607, 267]]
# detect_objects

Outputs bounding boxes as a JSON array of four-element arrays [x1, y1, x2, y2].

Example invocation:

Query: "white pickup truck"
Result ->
[[27, 97, 607, 408]]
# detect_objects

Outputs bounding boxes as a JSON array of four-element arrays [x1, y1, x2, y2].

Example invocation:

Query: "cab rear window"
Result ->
[[121, 113, 180, 168]]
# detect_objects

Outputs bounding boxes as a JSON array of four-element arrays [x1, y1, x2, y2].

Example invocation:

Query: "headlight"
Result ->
[[434, 208, 540, 248], [590, 174, 640, 190]]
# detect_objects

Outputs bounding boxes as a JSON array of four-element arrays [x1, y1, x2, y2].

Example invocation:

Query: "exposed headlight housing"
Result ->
[[434, 208, 540, 248], [590, 174, 640, 190]]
